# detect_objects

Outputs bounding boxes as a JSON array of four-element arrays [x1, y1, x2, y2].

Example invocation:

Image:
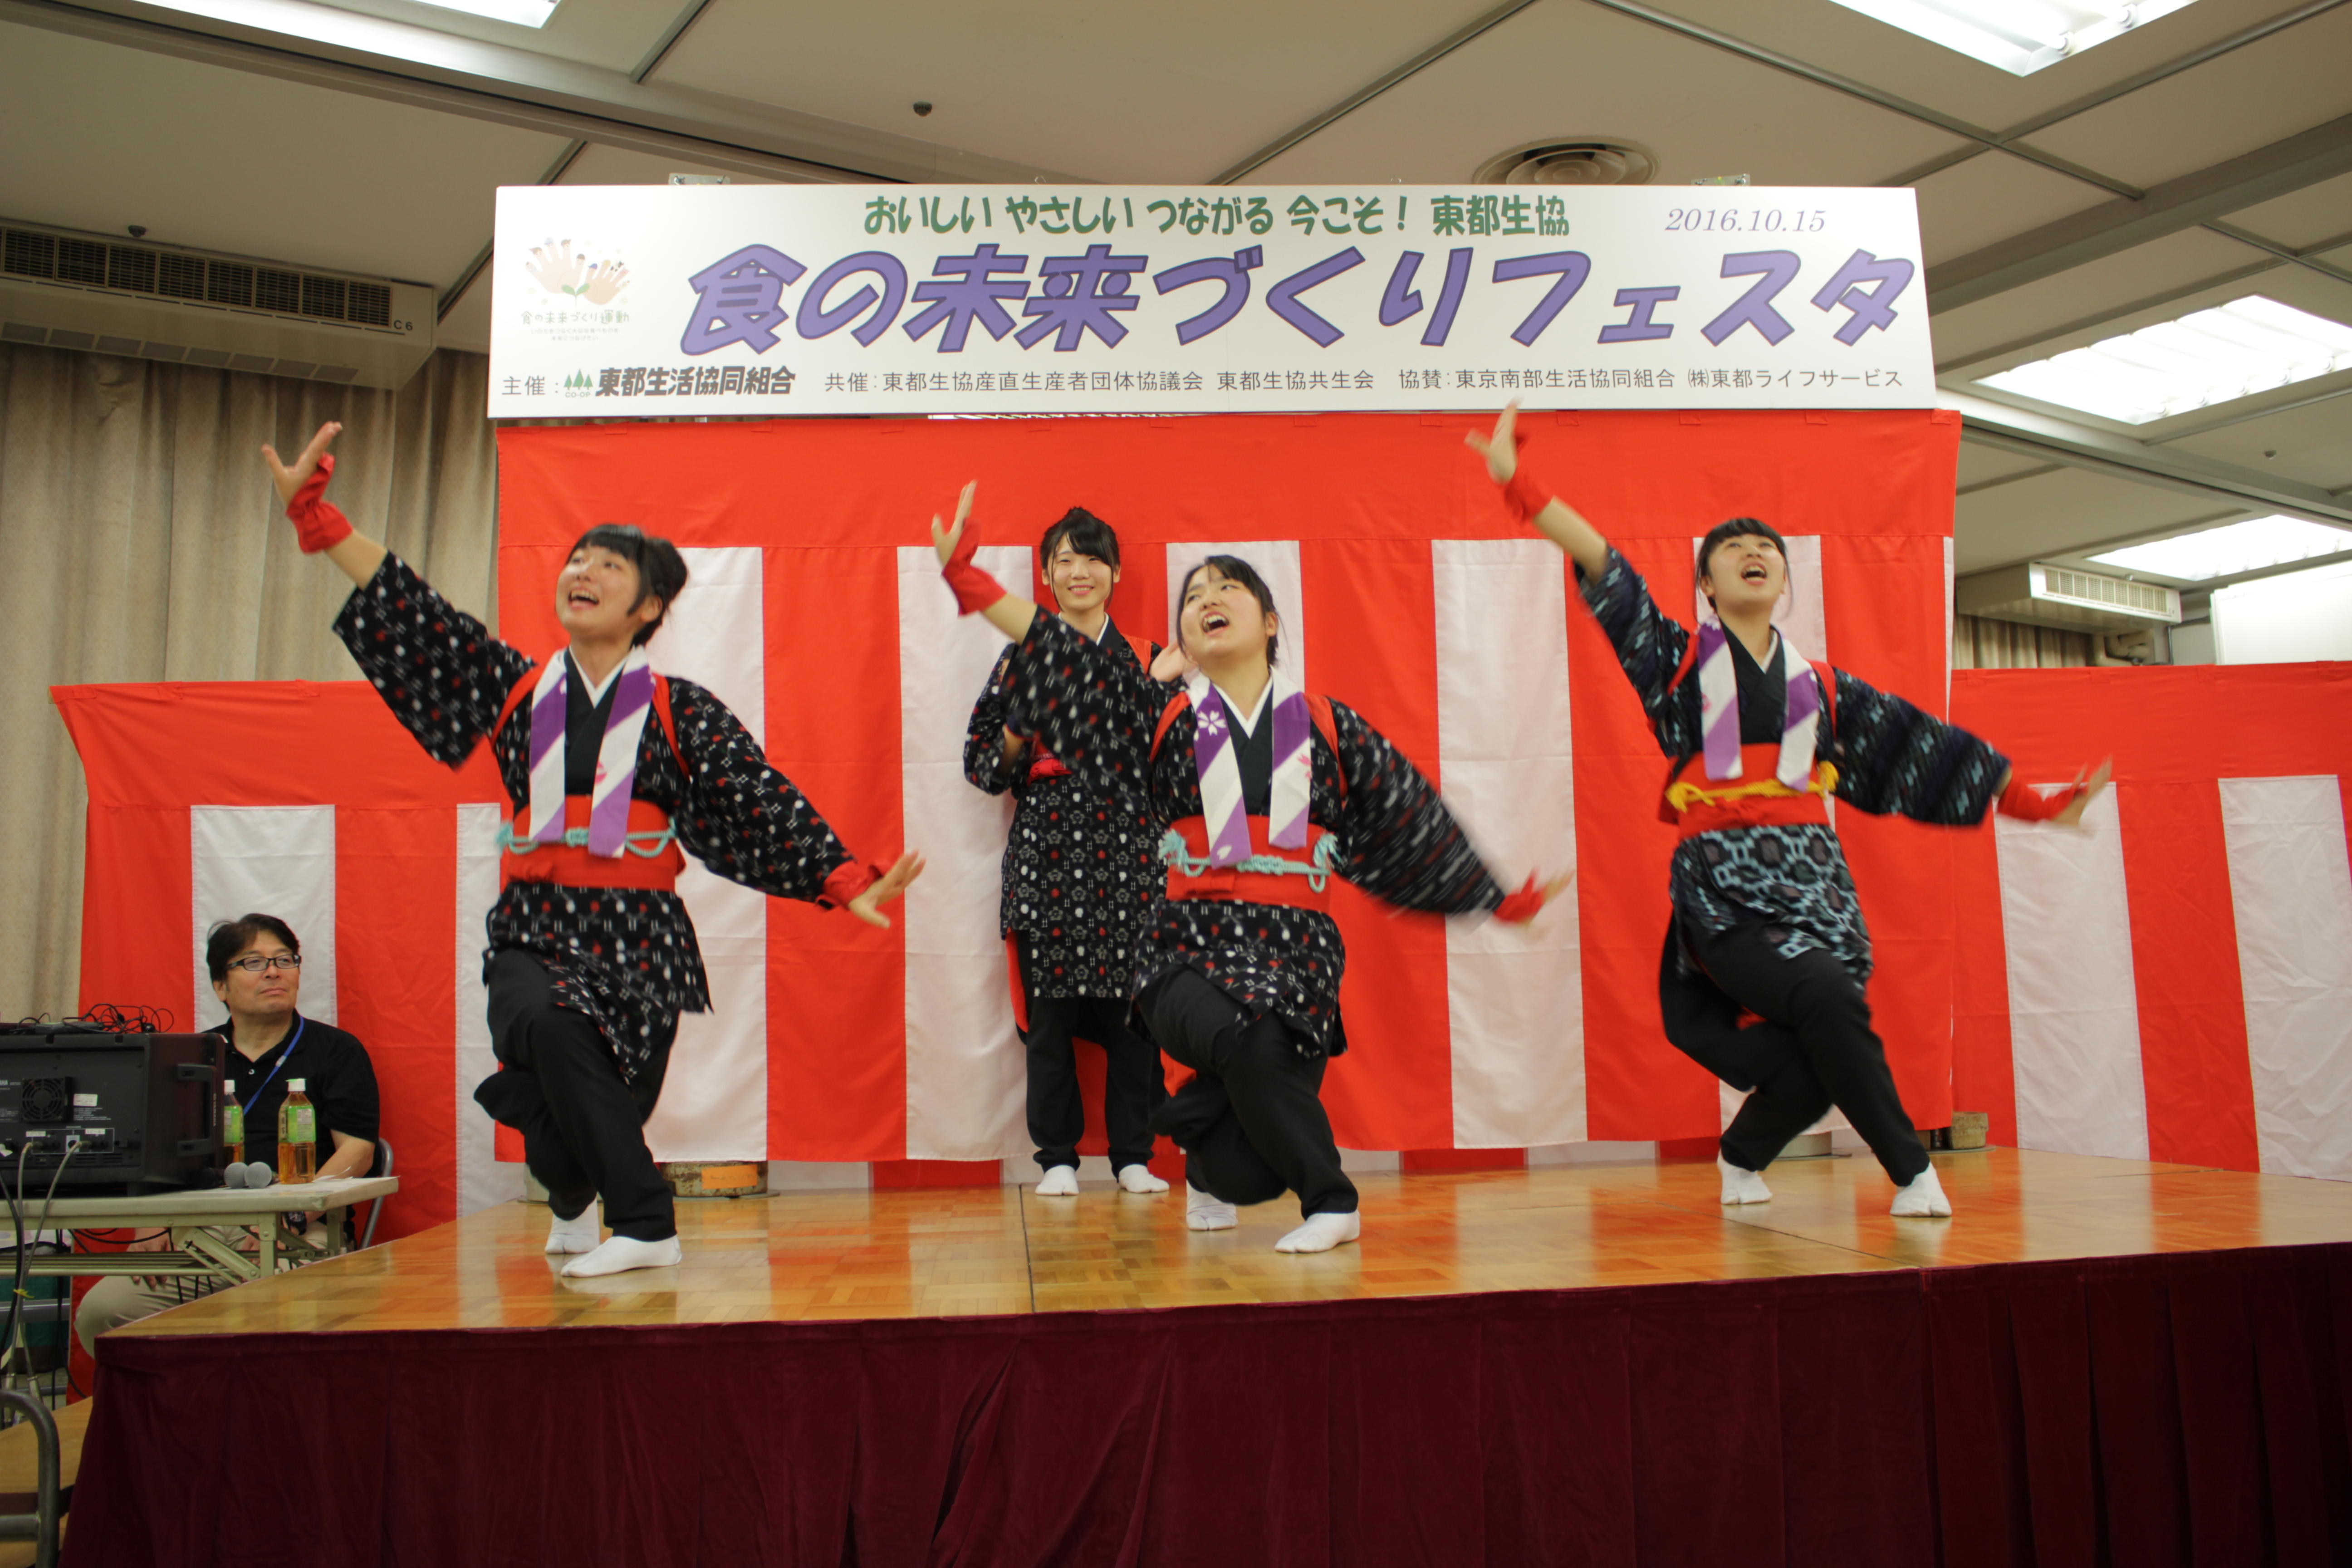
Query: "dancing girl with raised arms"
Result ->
[[264, 421, 922, 1277], [1470, 403, 2106, 1217]]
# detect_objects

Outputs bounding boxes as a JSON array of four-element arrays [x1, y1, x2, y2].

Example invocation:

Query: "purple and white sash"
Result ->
[[1187, 669, 1314, 867], [1695, 617, 1822, 787], [524, 647, 657, 857]]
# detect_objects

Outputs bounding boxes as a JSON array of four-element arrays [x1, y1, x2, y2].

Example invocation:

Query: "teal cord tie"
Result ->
[[1160, 828, 1339, 893], [498, 823, 677, 859]]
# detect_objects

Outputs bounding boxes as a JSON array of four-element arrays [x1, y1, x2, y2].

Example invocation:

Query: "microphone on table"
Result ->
[[223, 1161, 275, 1190]]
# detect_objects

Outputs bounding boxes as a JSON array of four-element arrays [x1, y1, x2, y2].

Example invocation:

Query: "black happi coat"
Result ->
[[999, 613, 1505, 1056], [1580, 546, 2009, 979], [965, 620, 1163, 1002], [336, 555, 861, 1081]]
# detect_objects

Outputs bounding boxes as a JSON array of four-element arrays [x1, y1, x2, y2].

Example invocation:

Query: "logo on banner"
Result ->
[[515, 238, 632, 337]]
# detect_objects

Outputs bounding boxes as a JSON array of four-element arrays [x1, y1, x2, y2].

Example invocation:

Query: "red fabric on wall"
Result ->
[[65, 1243, 2352, 1568], [1305, 536, 1454, 1152], [53, 683, 503, 1240], [1949, 664, 2352, 1172], [336, 808, 459, 1233], [762, 545, 909, 1161]]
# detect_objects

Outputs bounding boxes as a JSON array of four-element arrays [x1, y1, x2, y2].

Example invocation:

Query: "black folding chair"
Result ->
[[359, 1136, 395, 1249]]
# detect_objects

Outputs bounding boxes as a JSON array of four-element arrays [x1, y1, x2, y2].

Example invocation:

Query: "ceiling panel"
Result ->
[[1954, 462, 2247, 571], [2157, 383, 2352, 489], [299, 0, 688, 72], [648, 0, 1500, 183], [0, 22, 567, 287], [1249, 0, 1959, 186], [1651, 0, 2312, 134], [1928, 225, 2267, 367], [1957, 440, 2059, 488], [1939, 252, 2352, 385], [1912, 149, 2110, 265], [2023, 5, 2352, 189], [2225, 167, 2352, 250]]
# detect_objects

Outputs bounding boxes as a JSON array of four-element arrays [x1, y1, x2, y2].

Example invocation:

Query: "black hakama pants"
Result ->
[[1016, 934, 1165, 1172], [1658, 917, 1931, 1185], [474, 950, 679, 1242], [1141, 967, 1357, 1219]]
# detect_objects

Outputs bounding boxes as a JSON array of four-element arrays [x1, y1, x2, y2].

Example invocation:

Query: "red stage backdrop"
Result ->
[[64, 408, 1977, 1230], [1950, 664, 2352, 1184]]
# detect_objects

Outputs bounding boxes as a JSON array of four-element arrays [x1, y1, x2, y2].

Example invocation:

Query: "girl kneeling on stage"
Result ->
[[264, 422, 922, 1278], [1470, 404, 2106, 1218], [931, 485, 1569, 1253]]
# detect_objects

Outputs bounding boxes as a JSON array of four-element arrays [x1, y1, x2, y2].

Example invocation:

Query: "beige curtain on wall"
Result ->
[[1952, 612, 2094, 670], [0, 343, 500, 1020]]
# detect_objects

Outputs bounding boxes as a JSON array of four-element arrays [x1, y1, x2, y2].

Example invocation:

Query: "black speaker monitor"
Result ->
[[0, 1032, 223, 1193]]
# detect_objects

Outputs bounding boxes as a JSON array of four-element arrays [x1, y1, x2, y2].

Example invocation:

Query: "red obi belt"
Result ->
[[499, 797, 684, 891], [1663, 742, 1839, 841], [1160, 815, 1337, 912]]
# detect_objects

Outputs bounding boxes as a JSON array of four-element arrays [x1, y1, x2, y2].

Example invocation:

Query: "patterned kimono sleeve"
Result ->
[[1828, 668, 2010, 825], [332, 554, 536, 765], [963, 648, 1022, 797], [1577, 548, 1700, 757], [998, 612, 1167, 799], [1328, 701, 1505, 916], [666, 679, 860, 902]]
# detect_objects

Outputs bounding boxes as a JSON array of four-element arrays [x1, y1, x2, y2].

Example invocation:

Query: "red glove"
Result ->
[[820, 858, 880, 908], [1494, 873, 1545, 924], [941, 516, 1006, 615], [285, 453, 353, 554], [1996, 776, 2084, 822]]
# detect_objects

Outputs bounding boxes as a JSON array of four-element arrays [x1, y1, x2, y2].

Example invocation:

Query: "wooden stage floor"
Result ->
[[110, 1146, 2352, 1340]]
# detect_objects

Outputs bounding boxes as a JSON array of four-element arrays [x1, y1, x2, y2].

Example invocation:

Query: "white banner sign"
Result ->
[[487, 185, 1932, 418]]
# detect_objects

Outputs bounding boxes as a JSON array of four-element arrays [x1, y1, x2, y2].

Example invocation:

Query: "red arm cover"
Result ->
[[1494, 873, 1544, 924], [1496, 431, 1553, 528], [1995, 776, 2084, 822], [820, 858, 879, 908], [941, 516, 1006, 615], [286, 453, 353, 554]]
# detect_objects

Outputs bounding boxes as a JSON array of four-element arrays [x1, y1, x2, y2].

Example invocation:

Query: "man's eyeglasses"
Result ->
[[225, 955, 303, 973]]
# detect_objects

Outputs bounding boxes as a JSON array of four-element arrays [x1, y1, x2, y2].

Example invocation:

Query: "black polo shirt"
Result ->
[[213, 1012, 381, 1173]]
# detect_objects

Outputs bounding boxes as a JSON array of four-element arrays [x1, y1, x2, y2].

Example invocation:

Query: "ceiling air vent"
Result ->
[[0, 219, 428, 389], [1474, 138, 1658, 186], [1955, 563, 2184, 632]]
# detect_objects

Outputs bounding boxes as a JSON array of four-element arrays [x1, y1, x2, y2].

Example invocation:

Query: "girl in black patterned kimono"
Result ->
[[263, 422, 922, 1277], [930, 483, 1570, 1254], [1468, 403, 2107, 1218], [965, 508, 1170, 1199]]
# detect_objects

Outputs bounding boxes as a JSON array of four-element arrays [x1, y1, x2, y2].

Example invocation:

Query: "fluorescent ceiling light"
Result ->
[[1975, 296, 2352, 425], [1826, 0, 2200, 75], [2092, 516, 2352, 582], [139, 0, 559, 26], [401, 0, 558, 25]]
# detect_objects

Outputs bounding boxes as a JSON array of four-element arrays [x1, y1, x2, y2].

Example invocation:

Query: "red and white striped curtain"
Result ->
[[65, 409, 1985, 1235], [1952, 665, 2352, 1182]]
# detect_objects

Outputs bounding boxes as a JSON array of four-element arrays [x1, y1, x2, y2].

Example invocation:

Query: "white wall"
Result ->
[[2214, 559, 2352, 664]]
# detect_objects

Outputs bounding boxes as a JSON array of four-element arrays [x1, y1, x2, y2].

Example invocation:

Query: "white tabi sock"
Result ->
[[1274, 1211, 1361, 1254], [1035, 1165, 1080, 1197], [1718, 1154, 1773, 1206], [544, 1205, 603, 1254], [1116, 1163, 1169, 1194], [559, 1234, 682, 1278], [1184, 1183, 1237, 1231], [1891, 1164, 1953, 1218]]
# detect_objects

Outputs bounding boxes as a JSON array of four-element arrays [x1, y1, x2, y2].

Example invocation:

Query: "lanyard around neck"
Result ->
[[231, 1016, 306, 1112]]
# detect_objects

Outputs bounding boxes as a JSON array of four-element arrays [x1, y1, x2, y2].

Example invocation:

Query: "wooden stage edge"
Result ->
[[104, 1147, 2352, 1340]]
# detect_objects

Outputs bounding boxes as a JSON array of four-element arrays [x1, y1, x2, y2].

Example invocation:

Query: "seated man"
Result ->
[[75, 912, 380, 1355]]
